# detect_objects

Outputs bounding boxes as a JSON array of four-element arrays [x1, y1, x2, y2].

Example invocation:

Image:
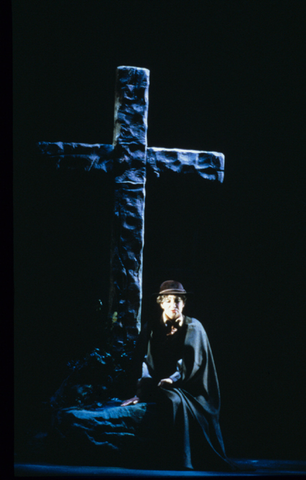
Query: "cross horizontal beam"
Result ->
[[37, 142, 225, 182]]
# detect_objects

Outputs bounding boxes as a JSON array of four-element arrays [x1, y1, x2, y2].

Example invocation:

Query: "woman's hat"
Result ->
[[153, 280, 192, 297]]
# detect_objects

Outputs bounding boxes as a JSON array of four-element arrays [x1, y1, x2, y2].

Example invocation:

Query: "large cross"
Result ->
[[37, 66, 225, 343]]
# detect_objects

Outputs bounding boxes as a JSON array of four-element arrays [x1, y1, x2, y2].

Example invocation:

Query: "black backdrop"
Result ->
[[13, 1, 305, 461]]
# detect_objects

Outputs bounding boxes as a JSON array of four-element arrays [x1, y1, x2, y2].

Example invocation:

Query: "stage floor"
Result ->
[[14, 459, 306, 477]]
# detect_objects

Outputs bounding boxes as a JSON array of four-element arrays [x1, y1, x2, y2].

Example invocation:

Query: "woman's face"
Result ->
[[160, 295, 185, 321]]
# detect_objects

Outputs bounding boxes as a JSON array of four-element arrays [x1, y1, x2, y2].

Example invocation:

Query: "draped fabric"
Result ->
[[136, 316, 232, 470]]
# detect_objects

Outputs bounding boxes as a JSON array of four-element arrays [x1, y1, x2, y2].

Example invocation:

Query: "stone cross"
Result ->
[[37, 66, 225, 343]]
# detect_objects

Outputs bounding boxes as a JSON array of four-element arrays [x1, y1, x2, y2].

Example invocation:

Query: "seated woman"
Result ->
[[50, 281, 234, 471]]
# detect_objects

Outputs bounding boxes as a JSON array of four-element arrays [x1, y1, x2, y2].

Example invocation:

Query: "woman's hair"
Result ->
[[156, 294, 187, 304]]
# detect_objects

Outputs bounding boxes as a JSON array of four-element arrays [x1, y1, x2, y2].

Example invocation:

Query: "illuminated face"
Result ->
[[160, 295, 185, 321]]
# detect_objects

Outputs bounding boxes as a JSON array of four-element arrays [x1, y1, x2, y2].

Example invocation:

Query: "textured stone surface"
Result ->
[[109, 67, 150, 339], [113, 66, 149, 184], [147, 147, 225, 182], [36, 142, 224, 180], [37, 142, 114, 172]]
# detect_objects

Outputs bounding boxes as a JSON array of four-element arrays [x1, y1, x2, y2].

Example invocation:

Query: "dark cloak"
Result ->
[[135, 315, 231, 470]]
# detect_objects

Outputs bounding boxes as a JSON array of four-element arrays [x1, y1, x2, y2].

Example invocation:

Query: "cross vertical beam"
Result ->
[[109, 66, 150, 340]]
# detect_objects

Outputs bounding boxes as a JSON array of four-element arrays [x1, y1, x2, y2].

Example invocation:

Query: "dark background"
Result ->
[[13, 0, 305, 461]]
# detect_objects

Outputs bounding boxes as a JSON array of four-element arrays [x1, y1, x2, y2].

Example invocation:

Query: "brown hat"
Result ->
[[154, 280, 192, 296]]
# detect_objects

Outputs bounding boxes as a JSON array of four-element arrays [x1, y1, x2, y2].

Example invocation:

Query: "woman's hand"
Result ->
[[120, 395, 140, 407], [158, 378, 173, 387]]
